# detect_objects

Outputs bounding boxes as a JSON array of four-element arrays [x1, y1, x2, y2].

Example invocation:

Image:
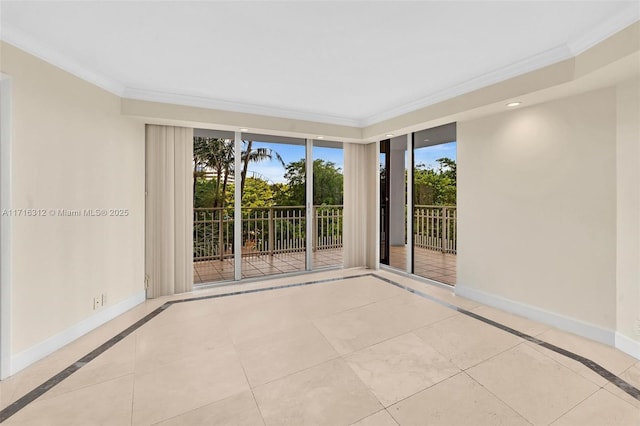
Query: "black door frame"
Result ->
[[379, 139, 391, 265]]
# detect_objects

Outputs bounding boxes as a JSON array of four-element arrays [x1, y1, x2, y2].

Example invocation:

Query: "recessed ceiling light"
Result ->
[[239, 128, 248, 132], [317, 136, 324, 139], [506, 102, 521, 107], [385, 134, 394, 137]]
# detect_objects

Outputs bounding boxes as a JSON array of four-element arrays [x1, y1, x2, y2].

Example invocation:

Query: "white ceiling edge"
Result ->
[[567, 2, 640, 55], [364, 4, 640, 127], [360, 43, 574, 127], [1, 3, 638, 129], [0, 24, 126, 97], [122, 87, 362, 127]]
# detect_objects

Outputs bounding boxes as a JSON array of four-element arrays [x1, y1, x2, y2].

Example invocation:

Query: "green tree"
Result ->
[[271, 182, 292, 206], [238, 177, 275, 208], [193, 137, 234, 208], [225, 178, 280, 208], [282, 159, 343, 205], [436, 157, 456, 184], [413, 157, 456, 205], [194, 178, 219, 208], [193, 137, 285, 207]]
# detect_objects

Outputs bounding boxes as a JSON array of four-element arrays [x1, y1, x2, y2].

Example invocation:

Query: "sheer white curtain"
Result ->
[[145, 125, 193, 298], [343, 142, 378, 269]]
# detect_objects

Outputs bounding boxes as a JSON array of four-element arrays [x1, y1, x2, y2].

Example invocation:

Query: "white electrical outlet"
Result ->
[[101, 293, 107, 306], [93, 296, 102, 310]]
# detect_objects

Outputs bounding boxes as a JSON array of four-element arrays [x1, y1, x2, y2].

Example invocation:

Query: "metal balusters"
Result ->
[[412, 205, 457, 254]]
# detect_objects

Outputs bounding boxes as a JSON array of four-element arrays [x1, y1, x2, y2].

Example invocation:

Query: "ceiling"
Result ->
[[1, 1, 638, 127], [414, 123, 457, 149]]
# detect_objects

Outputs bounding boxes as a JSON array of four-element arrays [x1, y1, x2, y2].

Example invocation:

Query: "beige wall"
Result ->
[[616, 77, 640, 346], [1, 43, 145, 356], [457, 88, 618, 334]]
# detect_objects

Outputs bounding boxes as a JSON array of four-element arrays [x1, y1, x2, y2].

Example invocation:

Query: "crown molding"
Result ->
[[2, 8, 638, 129], [568, 3, 640, 56], [0, 24, 125, 96], [122, 87, 362, 127], [362, 12, 640, 127], [361, 44, 574, 126]]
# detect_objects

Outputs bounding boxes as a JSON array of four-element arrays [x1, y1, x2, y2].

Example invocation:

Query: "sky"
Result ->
[[414, 141, 457, 170], [246, 141, 343, 184], [247, 140, 457, 184]]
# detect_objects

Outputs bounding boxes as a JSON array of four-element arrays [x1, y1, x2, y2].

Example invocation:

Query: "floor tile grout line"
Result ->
[[459, 370, 534, 426], [332, 304, 461, 361], [129, 330, 139, 426], [249, 354, 343, 390], [471, 340, 610, 424], [347, 407, 392, 426], [380, 370, 465, 414], [452, 337, 525, 373], [545, 384, 602, 426], [310, 298, 382, 323], [38, 370, 137, 407], [235, 346, 270, 426], [381, 350, 553, 426], [371, 274, 640, 401], [230, 313, 346, 389], [601, 384, 640, 410], [522, 342, 611, 389], [0, 273, 374, 423], [468, 305, 552, 338], [333, 328, 462, 412], [0, 304, 170, 423], [383, 406, 401, 426], [211, 301, 344, 394]]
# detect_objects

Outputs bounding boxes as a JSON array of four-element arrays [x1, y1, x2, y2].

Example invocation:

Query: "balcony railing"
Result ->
[[193, 204, 456, 261], [193, 205, 344, 261], [413, 205, 457, 254]]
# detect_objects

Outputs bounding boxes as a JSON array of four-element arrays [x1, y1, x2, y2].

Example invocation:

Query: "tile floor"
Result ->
[[194, 246, 455, 286], [194, 248, 344, 283], [389, 245, 457, 285], [1, 269, 638, 425]]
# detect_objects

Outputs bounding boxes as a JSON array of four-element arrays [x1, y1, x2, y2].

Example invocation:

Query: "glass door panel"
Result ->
[[240, 133, 306, 279], [192, 129, 236, 284], [412, 123, 458, 285], [388, 137, 408, 270], [312, 140, 344, 269]]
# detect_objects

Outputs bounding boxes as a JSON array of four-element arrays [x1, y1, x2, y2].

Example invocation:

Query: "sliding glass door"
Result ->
[[239, 134, 306, 279], [412, 123, 457, 285], [192, 129, 236, 284], [192, 130, 344, 284], [379, 136, 408, 270], [312, 140, 344, 269]]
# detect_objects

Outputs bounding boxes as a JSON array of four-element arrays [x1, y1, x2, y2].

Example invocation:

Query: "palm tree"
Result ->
[[240, 140, 285, 201], [193, 137, 234, 208], [193, 137, 285, 206], [213, 140, 234, 207]]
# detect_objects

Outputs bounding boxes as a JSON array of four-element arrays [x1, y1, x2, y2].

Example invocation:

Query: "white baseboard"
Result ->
[[615, 332, 640, 360], [455, 284, 616, 347], [10, 290, 145, 376]]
